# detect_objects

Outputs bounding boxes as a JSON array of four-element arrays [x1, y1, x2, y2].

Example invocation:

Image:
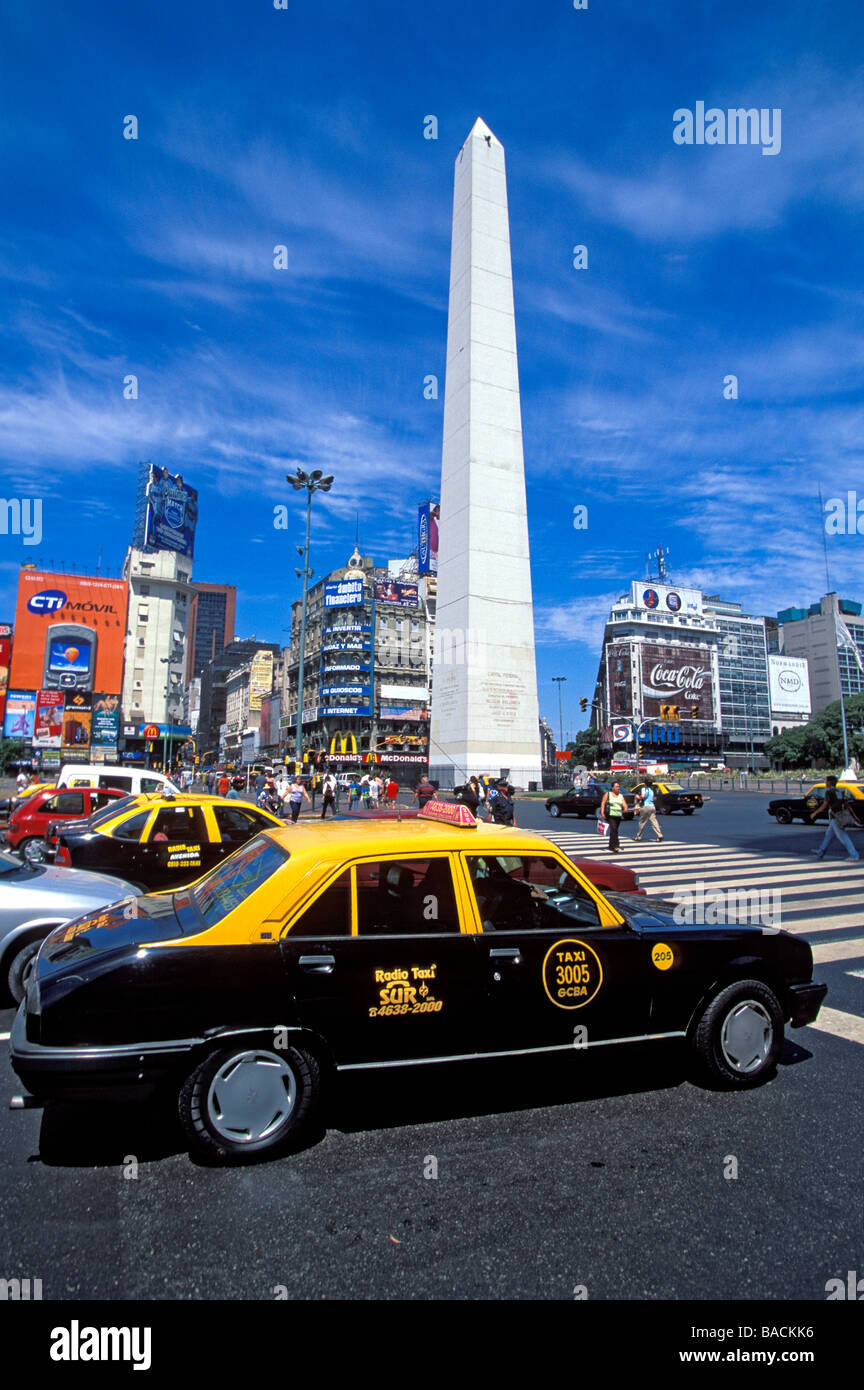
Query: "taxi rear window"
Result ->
[[194, 835, 288, 925]]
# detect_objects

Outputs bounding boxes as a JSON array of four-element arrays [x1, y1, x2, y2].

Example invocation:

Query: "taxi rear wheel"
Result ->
[[692, 980, 783, 1089], [179, 1042, 320, 1162]]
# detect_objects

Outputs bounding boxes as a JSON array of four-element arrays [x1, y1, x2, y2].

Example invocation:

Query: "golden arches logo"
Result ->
[[329, 732, 357, 755]]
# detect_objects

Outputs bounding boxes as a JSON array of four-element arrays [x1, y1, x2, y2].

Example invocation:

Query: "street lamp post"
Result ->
[[287, 469, 334, 765]]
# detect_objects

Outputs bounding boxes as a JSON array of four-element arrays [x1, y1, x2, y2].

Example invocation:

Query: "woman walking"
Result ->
[[600, 780, 627, 853], [286, 774, 311, 824]]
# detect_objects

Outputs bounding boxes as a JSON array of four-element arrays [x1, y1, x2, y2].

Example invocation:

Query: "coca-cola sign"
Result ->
[[640, 643, 715, 721]]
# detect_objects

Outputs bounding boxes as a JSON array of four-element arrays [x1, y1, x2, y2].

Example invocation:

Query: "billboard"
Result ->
[[144, 465, 198, 558], [33, 691, 65, 748], [3, 690, 36, 741], [639, 642, 716, 721], [259, 693, 281, 747], [324, 579, 364, 609], [606, 645, 633, 717], [768, 655, 811, 715], [0, 624, 11, 727], [62, 691, 92, 756], [418, 503, 439, 576], [373, 580, 419, 608], [10, 571, 128, 694], [380, 705, 428, 722], [91, 693, 121, 749], [248, 650, 274, 711], [631, 581, 703, 616]]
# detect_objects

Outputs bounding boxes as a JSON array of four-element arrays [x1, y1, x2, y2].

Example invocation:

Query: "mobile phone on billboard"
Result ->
[[42, 624, 97, 690]]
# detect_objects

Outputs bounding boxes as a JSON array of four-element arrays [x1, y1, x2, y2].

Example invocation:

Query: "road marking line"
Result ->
[[846, 968, 864, 978], [810, 938, 864, 964], [807, 1006, 864, 1046], [0, 1032, 9, 1041]]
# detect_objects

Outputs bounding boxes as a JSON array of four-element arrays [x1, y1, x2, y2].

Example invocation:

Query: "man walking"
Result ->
[[809, 775, 860, 861], [321, 772, 337, 819], [634, 779, 664, 843], [414, 775, 436, 809]]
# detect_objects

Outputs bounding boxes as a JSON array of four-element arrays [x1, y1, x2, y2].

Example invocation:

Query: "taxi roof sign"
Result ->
[[417, 800, 477, 828]]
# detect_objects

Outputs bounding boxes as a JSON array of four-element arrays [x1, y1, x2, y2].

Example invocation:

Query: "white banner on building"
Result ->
[[768, 655, 810, 715]]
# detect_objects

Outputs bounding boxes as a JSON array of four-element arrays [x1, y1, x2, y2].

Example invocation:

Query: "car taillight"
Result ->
[[55, 846, 71, 867]]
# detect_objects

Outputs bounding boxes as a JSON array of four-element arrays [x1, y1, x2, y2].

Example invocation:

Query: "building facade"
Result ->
[[121, 547, 194, 729], [777, 594, 864, 714], [593, 578, 773, 767], [280, 546, 432, 775], [186, 582, 236, 682], [197, 638, 280, 762]]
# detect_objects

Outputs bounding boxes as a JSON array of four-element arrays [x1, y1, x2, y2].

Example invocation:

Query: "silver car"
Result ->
[[0, 848, 139, 1003]]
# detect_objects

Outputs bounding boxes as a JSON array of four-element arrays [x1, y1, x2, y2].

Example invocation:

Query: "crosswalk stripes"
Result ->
[[539, 827, 864, 1048]]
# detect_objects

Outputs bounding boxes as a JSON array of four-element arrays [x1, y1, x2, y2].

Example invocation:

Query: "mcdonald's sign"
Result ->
[[143, 725, 160, 739], [329, 732, 358, 756]]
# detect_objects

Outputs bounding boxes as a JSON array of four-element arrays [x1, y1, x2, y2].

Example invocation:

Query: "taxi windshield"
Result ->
[[193, 835, 288, 925], [87, 796, 137, 828]]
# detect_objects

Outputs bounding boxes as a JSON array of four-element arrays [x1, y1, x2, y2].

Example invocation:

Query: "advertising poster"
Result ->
[[417, 502, 439, 576], [768, 655, 811, 715], [605, 646, 633, 718], [10, 570, 129, 694], [639, 642, 716, 721], [91, 693, 121, 748], [144, 464, 198, 558], [0, 624, 11, 727], [3, 690, 36, 741], [61, 691, 92, 756], [380, 705, 428, 722], [248, 650, 274, 711], [373, 579, 419, 608], [324, 579, 364, 609], [33, 690, 65, 748]]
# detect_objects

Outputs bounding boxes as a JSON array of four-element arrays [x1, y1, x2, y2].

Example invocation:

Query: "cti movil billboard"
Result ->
[[9, 571, 129, 695]]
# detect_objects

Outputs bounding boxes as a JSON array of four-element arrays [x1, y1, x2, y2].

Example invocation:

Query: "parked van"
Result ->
[[56, 764, 181, 797]]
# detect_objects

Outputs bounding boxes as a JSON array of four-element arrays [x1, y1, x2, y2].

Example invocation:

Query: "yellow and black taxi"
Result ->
[[630, 781, 704, 815], [767, 781, 864, 826], [11, 802, 827, 1163], [50, 792, 284, 892]]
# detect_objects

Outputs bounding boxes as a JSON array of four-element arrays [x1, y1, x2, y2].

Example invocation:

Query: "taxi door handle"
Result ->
[[488, 948, 521, 963], [299, 954, 336, 974]]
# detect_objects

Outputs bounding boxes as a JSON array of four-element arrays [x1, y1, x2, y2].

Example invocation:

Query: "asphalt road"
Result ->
[[0, 789, 860, 1302]]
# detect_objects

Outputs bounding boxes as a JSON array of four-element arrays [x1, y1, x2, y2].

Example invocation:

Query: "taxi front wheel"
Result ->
[[179, 1042, 320, 1162], [692, 979, 784, 1089]]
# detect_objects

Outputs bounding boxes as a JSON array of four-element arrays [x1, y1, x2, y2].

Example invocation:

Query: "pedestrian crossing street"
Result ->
[[541, 829, 864, 1048]]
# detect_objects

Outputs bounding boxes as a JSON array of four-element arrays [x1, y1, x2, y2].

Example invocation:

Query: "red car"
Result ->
[[5, 786, 128, 864]]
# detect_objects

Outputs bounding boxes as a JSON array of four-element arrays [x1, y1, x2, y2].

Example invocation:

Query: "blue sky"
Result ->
[[1, 0, 862, 740]]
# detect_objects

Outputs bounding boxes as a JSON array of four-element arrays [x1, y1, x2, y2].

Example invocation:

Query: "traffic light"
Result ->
[[660, 704, 680, 721], [580, 697, 588, 712]]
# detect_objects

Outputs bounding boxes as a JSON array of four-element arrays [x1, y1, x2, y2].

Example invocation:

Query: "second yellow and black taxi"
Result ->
[[50, 791, 284, 891], [11, 802, 827, 1163]]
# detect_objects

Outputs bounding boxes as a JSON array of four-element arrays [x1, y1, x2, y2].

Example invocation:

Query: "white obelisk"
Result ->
[[429, 118, 542, 789]]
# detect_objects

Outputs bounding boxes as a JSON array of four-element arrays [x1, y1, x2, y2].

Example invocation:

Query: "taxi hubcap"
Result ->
[[720, 1001, 772, 1073], [207, 1051, 297, 1143]]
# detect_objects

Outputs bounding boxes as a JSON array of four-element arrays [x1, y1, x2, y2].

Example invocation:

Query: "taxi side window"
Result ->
[[290, 869, 352, 937], [140, 777, 163, 794], [213, 806, 274, 843], [356, 858, 460, 935], [113, 810, 152, 843], [45, 792, 86, 816], [466, 855, 602, 932], [150, 805, 208, 843]]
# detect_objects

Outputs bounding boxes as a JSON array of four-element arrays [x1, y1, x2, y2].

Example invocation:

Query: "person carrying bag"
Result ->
[[599, 781, 627, 853]]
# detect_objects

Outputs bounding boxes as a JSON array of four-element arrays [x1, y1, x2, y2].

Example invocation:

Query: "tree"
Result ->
[[566, 729, 600, 765], [0, 739, 27, 776], [765, 694, 864, 770]]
